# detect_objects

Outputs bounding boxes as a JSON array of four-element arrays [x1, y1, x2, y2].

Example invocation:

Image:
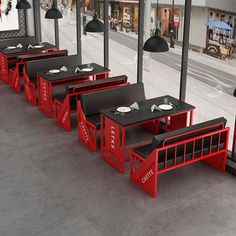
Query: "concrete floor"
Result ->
[[1, 82, 236, 236]]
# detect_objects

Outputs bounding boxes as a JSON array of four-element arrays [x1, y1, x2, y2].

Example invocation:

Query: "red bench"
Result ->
[[23, 55, 82, 106], [77, 83, 146, 151], [54, 75, 128, 131], [8, 50, 68, 93], [130, 117, 229, 197]]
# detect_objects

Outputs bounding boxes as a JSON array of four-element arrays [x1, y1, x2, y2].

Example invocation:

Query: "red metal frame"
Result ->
[[38, 72, 109, 118], [0, 53, 8, 83], [130, 124, 230, 197], [55, 81, 129, 132], [100, 110, 194, 173], [77, 101, 98, 151], [0, 47, 57, 84], [9, 51, 67, 94], [23, 67, 38, 106]]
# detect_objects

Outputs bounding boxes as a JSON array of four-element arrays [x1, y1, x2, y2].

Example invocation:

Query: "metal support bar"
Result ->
[[104, 0, 109, 68], [34, 0, 42, 42], [232, 117, 236, 158], [137, 0, 145, 83], [54, 0, 60, 48], [170, 0, 175, 48], [76, 0, 82, 64], [24, 9, 28, 36], [179, 0, 192, 101]]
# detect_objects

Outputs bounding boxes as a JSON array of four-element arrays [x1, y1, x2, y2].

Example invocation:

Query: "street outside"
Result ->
[[40, 9, 236, 149]]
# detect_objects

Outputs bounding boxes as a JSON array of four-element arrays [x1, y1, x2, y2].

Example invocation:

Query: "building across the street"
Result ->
[[95, 0, 236, 55]]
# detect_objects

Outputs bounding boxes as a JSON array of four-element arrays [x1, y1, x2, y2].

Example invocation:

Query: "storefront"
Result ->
[[206, 10, 236, 59], [97, 0, 139, 33], [156, 7, 180, 39]]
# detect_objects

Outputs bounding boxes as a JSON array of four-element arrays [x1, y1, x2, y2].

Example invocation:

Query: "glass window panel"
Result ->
[[40, 0, 55, 45], [107, 0, 138, 83]]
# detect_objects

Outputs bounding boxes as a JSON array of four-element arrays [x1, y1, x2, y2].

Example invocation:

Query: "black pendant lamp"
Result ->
[[45, 0, 63, 19], [143, 29, 169, 52], [85, 13, 104, 33], [16, 0, 31, 9]]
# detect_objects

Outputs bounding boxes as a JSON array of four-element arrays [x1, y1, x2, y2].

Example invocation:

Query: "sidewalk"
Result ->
[[117, 28, 236, 76], [169, 45, 236, 77]]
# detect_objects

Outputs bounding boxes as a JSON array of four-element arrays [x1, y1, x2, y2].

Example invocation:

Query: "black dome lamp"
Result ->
[[16, 0, 31, 9], [143, 29, 169, 52], [85, 13, 104, 33], [45, 0, 63, 19]]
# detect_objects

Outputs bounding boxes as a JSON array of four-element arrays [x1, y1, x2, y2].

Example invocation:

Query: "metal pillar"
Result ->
[[54, 0, 60, 48], [233, 117, 236, 159], [76, 0, 82, 64], [170, 0, 175, 48], [24, 9, 28, 36], [232, 89, 236, 159], [179, 0, 192, 101], [104, 0, 109, 68], [137, 0, 145, 83], [33, 0, 42, 42]]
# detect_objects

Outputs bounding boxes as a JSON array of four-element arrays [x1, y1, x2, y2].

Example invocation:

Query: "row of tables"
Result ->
[[0, 40, 195, 174], [0, 42, 58, 83]]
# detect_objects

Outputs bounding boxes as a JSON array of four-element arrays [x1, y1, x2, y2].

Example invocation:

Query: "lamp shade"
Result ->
[[143, 33, 169, 53], [85, 14, 104, 33], [45, 3, 63, 19], [16, 0, 31, 9]]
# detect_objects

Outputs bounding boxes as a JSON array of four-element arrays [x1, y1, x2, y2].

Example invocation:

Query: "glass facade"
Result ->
[[40, 0, 235, 151]]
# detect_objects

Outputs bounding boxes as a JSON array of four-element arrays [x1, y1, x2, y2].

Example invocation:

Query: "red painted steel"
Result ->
[[55, 81, 129, 131], [130, 126, 230, 197], [0, 53, 9, 83], [77, 101, 97, 151], [9, 51, 67, 94], [0, 47, 57, 84], [23, 67, 37, 106], [38, 72, 109, 118], [101, 110, 194, 173]]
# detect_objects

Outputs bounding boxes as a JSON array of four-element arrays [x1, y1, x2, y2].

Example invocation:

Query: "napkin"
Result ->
[[27, 44, 34, 49], [130, 102, 139, 110], [75, 67, 82, 73], [16, 43, 23, 48], [151, 104, 162, 112], [60, 66, 68, 72]]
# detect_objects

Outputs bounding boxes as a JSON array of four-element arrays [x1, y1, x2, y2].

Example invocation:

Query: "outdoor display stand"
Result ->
[[206, 20, 234, 59]]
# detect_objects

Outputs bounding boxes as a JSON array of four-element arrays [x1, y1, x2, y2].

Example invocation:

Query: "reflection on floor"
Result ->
[[0, 82, 236, 236]]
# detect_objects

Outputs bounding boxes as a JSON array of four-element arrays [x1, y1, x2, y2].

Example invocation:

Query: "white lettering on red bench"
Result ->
[[142, 169, 154, 184], [80, 121, 89, 142], [110, 126, 115, 150], [62, 111, 68, 124]]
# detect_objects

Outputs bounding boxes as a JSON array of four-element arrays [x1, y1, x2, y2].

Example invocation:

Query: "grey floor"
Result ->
[[1, 82, 236, 236]]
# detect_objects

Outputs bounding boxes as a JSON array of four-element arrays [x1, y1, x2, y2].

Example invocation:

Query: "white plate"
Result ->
[[34, 45, 44, 48], [82, 68, 93, 72], [49, 69, 61, 74], [116, 107, 132, 113], [6, 46, 16, 50], [158, 104, 173, 111]]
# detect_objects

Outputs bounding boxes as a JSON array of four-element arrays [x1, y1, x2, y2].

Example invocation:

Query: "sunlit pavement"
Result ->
[[41, 11, 236, 150]]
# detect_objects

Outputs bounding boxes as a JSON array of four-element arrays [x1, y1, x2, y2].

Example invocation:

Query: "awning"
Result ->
[[206, 20, 232, 30]]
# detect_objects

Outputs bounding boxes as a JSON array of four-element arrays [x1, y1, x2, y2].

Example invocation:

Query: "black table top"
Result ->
[[0, 42, 57, 55], [100, 95, 195, 127], [37, 63, 110, 82]]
